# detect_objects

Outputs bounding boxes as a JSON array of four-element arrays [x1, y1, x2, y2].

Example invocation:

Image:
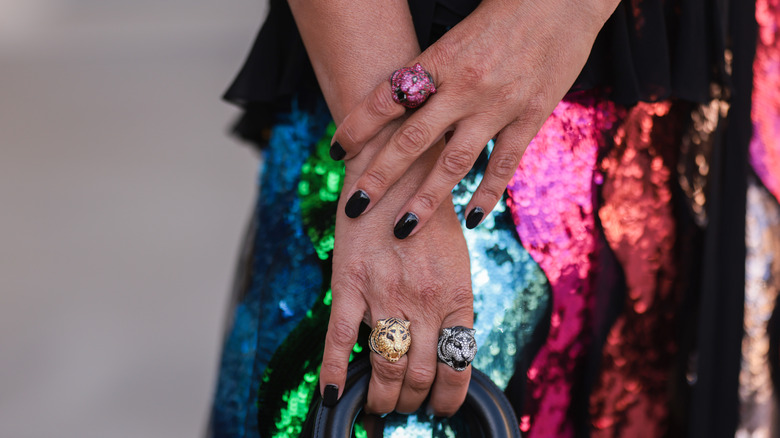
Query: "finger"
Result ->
[[395, 319, 439, 413], [343, 105, 453, 219], [392, 121, 495, 239], [366, 334, 409, 415], [428, 307, 474, 417], [330, 83, 407, 161], [319, 287, 366, 405], [430, 361, 472, 416], [464, 121, 530, 229]]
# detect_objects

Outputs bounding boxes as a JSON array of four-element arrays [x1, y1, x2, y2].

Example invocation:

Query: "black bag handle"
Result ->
[[303, 358, 520, 437]]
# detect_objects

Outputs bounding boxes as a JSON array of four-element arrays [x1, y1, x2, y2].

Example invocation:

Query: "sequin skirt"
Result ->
[[210, 16, 780, 430]]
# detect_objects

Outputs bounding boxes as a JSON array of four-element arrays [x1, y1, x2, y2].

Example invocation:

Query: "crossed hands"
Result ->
[[330, 0, 616, 238], [319, 0, 618, 418]]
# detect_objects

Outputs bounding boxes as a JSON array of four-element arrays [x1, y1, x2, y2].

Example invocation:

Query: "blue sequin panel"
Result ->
[[211, 99, 331, 437]]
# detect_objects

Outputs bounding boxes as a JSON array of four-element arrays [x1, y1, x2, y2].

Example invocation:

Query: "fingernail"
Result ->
[[393, 212, 418, 239], [465, 207, 484, 229], [323, 384, 339, 407], [329, 141, 346, 161], [425, 404, 435, 417], [345, 190, 370, 218], [379, 412, 389, 419]]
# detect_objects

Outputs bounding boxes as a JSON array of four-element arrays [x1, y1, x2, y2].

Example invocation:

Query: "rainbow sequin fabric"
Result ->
[[506, 95, 690, 436], [212, 3, 780, 429], [736, 0, 780, 435], [211, 99, 552, 437]]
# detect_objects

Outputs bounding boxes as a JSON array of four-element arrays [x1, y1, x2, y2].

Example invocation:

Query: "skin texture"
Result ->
[[333, 147, 474, 415], [287, 0, 619, 419], [287, 0, 473, 416], [333, 0, 620, 238]]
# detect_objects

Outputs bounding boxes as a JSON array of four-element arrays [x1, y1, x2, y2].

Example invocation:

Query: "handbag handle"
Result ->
[[304, 358, 521, 437]]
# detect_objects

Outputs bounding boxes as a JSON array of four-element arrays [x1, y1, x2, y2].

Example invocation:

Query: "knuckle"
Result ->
[[427, 41, 455, 72], [327, 318, 359, 351], [414, 191, 439, 213], [416, 281, 445, 308], [523, 93, 548, 122], [496, 82, 521, 105], [405, 367, 436, 393], [340, 122, 360, 148], [381, 275, 405, 298], [363, 166, 389, 189], [421, 42, 454, 78], [438, 286, 474, 317], [394, 124, 429, 158], [448, 286, 474, 312], [479, 184, 505, 205], [332, 264, 369, 295], [369, 86, 404, 119], [320, 359, 348, 379], [440, 148, 474, 177], [373, 361, 407, 383], [491, 152, 520, 179]]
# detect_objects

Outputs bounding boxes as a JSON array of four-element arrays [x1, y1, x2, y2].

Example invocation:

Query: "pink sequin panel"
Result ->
[[590, 102, 681, 437], [750, 0, 780, 201], [507, 93, 620, 437]]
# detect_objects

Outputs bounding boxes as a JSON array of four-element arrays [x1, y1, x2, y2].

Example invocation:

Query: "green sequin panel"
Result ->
[[259, 126, 551, 438], [299, 122, 343, 261], [259, 122, 371, 438]]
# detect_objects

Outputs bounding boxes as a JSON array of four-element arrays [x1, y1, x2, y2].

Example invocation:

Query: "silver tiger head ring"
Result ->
[[437, 326, 477, 371]]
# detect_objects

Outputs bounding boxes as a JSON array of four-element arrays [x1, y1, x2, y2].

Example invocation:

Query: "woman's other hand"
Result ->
[[332, 0, 619, 237], [288, 0, 477, 416], [319, 129, 474, 416]]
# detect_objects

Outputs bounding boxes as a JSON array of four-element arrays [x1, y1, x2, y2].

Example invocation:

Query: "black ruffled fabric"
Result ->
[[223, 0, 729, 144], [579, 0, 728, 103]]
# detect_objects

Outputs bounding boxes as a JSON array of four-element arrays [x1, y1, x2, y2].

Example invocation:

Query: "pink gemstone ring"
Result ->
[[389, 63, 437, 109]]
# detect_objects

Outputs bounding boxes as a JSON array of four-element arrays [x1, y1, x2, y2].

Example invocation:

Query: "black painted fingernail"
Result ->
[[329, 141, 346, 161], [345, 190, 370, 218], [465, 207, 484, 229], [323, 384, 339, 407], [393, 212, 418, 239]]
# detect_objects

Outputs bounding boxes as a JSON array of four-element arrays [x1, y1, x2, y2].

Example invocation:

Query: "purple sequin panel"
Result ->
[[750, 0, 780, 202], [507, 92, 619, 437]]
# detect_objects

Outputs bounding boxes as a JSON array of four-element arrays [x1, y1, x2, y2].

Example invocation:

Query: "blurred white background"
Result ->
[[0, 1, 267, 436]]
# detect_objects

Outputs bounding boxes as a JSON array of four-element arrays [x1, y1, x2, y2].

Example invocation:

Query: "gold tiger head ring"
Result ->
[[368, 317, 411, 362]]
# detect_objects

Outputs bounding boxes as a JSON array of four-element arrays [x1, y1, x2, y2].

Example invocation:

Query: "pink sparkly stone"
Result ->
[[389, 63, 436, 108]]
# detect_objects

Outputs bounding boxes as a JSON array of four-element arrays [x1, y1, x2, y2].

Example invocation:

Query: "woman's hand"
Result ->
[[287, 0, 477, 416], [332, 0, 619, 237], [319, 128, 474, 416]]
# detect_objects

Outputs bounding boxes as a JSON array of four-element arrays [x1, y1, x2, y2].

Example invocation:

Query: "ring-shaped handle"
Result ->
[[304, 358, 520, 438]]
